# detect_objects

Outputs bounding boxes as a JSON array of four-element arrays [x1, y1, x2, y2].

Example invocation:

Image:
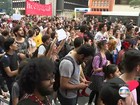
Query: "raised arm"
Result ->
[[46, 34, 58, 57], [56, 38, 66, 54]]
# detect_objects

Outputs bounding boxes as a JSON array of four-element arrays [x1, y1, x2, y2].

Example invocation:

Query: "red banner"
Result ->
[[26, 0, 52, 16]]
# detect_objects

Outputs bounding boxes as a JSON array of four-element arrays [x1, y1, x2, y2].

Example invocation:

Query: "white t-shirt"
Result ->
[[131, 89, 137, 104], [38, 45, 46, 55], [94, 31, 108, 41]]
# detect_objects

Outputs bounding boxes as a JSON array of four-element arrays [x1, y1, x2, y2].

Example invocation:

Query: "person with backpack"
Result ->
[[88, 40, 110, 105], [58, 44, 94, 105], [69, 37, 91, 97]]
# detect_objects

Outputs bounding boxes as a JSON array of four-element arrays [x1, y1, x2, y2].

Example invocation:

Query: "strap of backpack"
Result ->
[[63, 56, 75, 76], [63, 56, 75, 95], [98, 53, 108, 67], [96, 53, 103, 68]]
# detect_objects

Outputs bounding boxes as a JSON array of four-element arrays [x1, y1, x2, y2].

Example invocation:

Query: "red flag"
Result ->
[[26, 0, 52, 16]]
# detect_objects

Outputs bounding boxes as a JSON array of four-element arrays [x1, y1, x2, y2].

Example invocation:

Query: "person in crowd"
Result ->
[[37, 35, 52, 57], [58, 44, 93, 105], [114, 29, 122, 51], [77, 25, 87, 38], [66, 29, 76, 47], [69, 37, 91, 97], [64, 25, 71, 37], [1, 30, 10, 40], [120, 49, 140, 104], [33, 26, 43, 47], [103, 64, 121, 81], [0, 35, 8, 98], [100, 77, 139, 105], [12, 59, 30, 105], [88, 40, 110, 105], [94, 23, 108, 43], [27, 29, 37, 57], [116, 39, 133, 71], [0, 35, 5, 57], [98, 64, 121, 105], [17, 57, 55, 105], [46, 34, 66, 61], [106, 39, 118, 64], [13, 25, 29, 60], [45, 27, 53, 36], [126, 25, 134, 39], [0, 38, 19, 105]]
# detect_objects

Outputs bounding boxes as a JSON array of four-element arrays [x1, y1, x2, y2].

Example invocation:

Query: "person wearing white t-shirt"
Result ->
[[94, 23, 108, 42]]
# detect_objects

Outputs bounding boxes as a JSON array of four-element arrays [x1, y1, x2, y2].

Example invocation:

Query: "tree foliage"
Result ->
[[0, 0, 13, 15], [129, 0, 140, 8]]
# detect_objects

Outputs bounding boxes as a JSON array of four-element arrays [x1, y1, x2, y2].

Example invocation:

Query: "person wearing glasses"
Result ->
[[17, 57, 55, 105]]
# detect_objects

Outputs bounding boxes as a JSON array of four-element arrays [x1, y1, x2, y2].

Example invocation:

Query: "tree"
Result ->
[[0, 0, 13, 15], [129, 0, 140, 8]]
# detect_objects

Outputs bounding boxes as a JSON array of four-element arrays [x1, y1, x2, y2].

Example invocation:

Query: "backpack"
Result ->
[[53, 56, 75, 91], [58, 42, 72, 59], [85, 53, 102, 77], [32, 44, 47, 58]]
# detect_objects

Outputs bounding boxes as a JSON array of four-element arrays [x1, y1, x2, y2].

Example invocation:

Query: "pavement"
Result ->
[[52, 88, 95, 105]]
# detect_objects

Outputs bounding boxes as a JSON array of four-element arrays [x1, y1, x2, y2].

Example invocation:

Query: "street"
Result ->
[[53, 88, 95, 105]]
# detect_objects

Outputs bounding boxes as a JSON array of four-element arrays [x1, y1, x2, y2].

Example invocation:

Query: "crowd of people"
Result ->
[[0, 14, 140, 105]]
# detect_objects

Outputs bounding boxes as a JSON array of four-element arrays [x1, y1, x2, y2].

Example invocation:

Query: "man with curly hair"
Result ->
[[17, 57, 55, 105]]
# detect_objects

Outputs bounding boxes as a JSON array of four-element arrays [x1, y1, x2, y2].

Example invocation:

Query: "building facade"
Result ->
[[57, 0, 88, 17], [12, 0, 40, 14], [87, 0, 140, 12], [12, 0, 88, 17], [114, 0, 140, 12]]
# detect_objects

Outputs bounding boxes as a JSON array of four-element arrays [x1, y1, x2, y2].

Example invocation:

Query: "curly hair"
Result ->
[[19, 57, 55, 94]]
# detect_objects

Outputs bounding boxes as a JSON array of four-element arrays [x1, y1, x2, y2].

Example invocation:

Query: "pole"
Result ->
[[74, 8, 77, 20]]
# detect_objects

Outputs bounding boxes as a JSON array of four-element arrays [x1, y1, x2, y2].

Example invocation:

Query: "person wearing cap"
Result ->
[[100, 77, 139, 105], [120, 49, 140, 104]]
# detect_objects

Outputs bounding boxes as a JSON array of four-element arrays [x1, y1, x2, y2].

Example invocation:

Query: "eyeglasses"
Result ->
[[42, 74, 55, 82]]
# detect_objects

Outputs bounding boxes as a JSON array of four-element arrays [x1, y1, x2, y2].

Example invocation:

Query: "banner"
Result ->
[[26, 0, 52, 16]]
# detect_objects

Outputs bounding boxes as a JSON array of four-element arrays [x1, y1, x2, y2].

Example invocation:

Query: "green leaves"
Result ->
[[129, 0, 140, 8]]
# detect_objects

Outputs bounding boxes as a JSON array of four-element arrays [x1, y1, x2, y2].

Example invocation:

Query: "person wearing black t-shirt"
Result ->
[[0, 38, 19, 105]]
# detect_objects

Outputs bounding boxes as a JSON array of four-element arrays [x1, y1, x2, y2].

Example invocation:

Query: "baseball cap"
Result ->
[[100, 77, 139, 105]]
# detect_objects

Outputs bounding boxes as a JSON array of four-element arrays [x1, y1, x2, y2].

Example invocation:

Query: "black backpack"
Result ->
[[58, 42, 72, 59], [53, 56, 75, 91], [85, 53, 102, 77]]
